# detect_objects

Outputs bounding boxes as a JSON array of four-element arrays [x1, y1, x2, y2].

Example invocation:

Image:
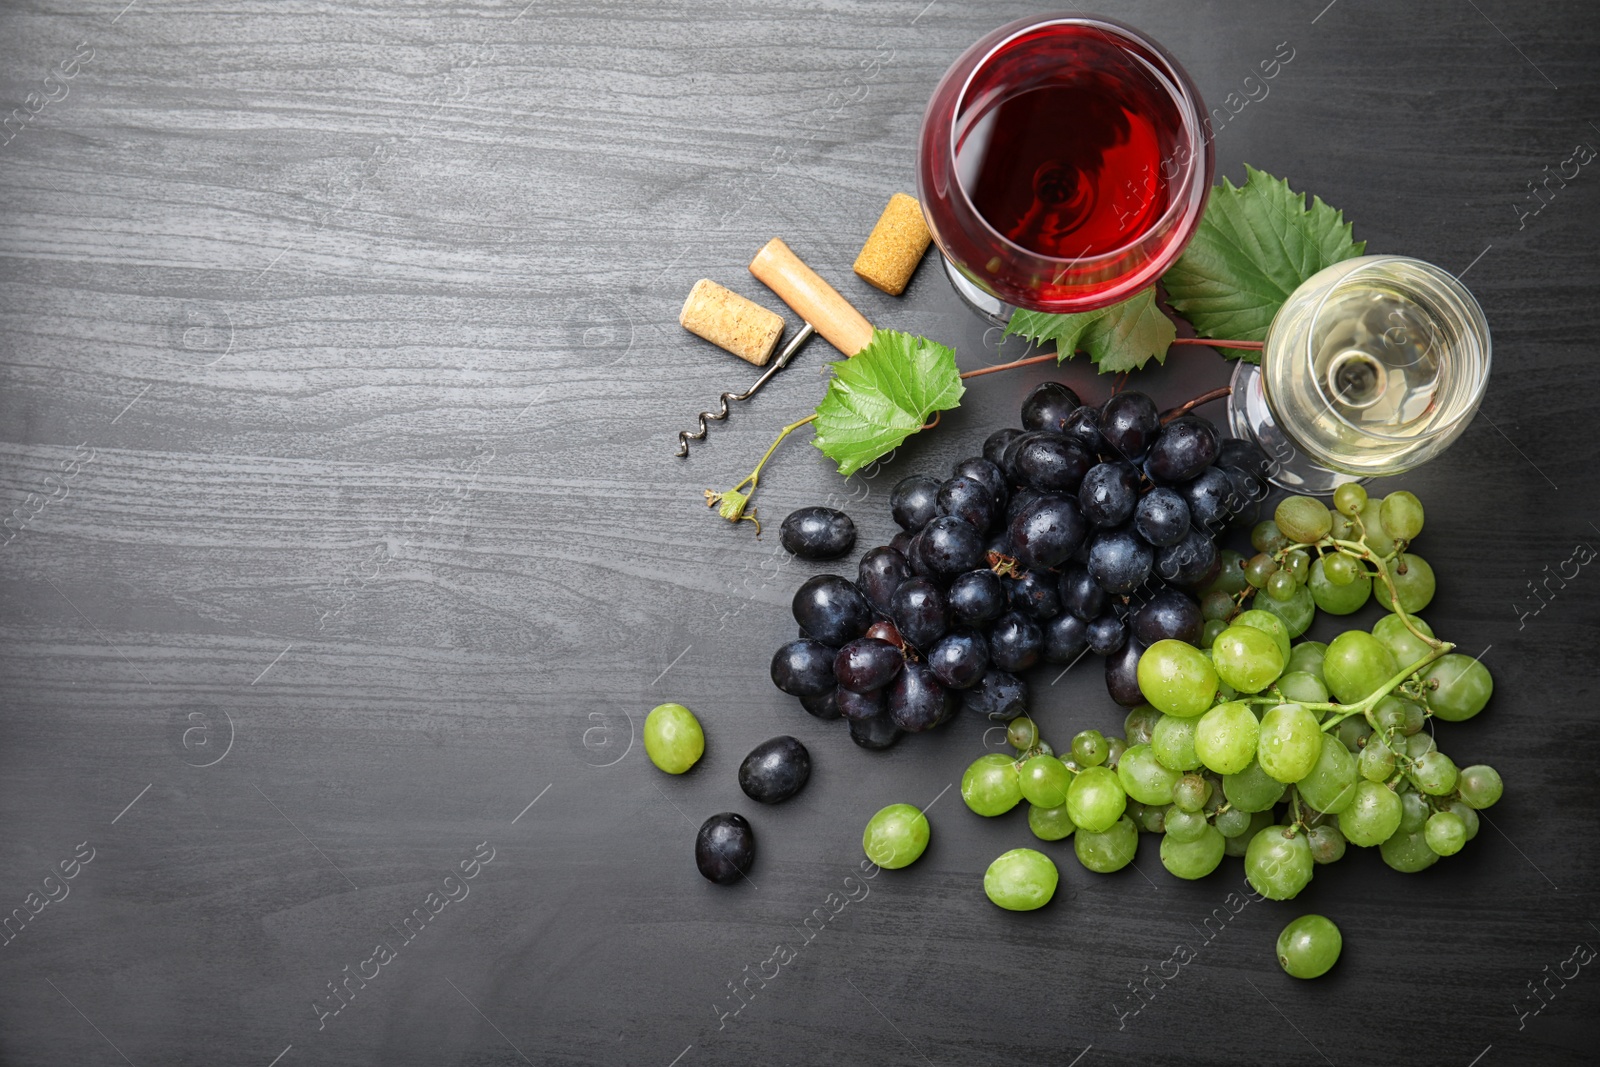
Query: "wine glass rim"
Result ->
[[1300, 255, 1491, 443], [947, 13, 1209, 268]]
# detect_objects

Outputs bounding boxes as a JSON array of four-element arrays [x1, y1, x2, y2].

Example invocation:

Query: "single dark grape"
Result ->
[[1004, 486, 1044, 529], [1061, 406, 1107, 456], [833, 637, 904, 693], [848, 708, 902, 750], [936, 476, 995, 533], [890, 475, 941, 532], [695, 812, 755, 885], [927, 629, 990, 689], [1078, 461, 1141, 528], [864, 618, 905, 649], [888, 662, 952, 732], [1099, 391, 1161, 462], [738, 736, 811, 804], [918, 515, 986, 580], [1105, 637, 1147, 707], [1013, 433, 1094, 494], [1179, 466, 1235, 533], [1057, 563, 1108, 621], [1086, 612, 1127, 655], [1020, 381, 1082, 431], [856, 546, 911, 614], [983, 428, 1023, 466], [1131, 588, 1204, 645], [961, 669, 1028, 721], [949, 569, 1006, 627], [1009, 494, 1088, 570], [778, 506, 857, 560], [1134, 487, 1190, 547], [1043, 612, 1091, 664], [799, 689, 841, 719], [888, 530, 914, 556], [951, 456, 1008, 510], [836, 686, 886, 722], [791, 574, 872, 647], [1005, 569, 1061, 619], [906, 528, 934, 578], [1145, 416, 1219, 484], [889, 577, 948, 652], [988, 611, 1043, 672], [771, 638, 836, 696], [1221, 467, 1264, 527], [1087, 526, 1154, 596], [1154, 528, 1219, 586]]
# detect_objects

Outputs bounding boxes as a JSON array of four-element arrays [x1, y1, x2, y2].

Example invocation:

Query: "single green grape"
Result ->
[[643, 702, 706, 774], [1276, 496, 1333, 544], [1163, 806, 1210, 843], [1284, 550, 1310, 583], [1277, 914, 1342, 978], [1332, 482, 1368, 518], [1457, 764, 1503, 809], [1445, 799, 1480, 841], [1068, 765, 1129, 833], [1151, 714, 1202, 772], [1161, 825, 1226, 879], [1371, 613, 1435, 671], [1124, 704, 1163, 746], [1321, 551, 1360, 587], [1409, 750, 1458, 796], [1424, 811, 1467, 856], [1309, 556, 1372, 615], [1223, 810, 1275, 857], [1251, 521, 1290, 555], [1335, 716, 1372, 755], [1211, 625, 1286, 694], [1202, 549, 1251, 597], [1116, 743, 1181, 806], [1357, 499, 1396, 556], [1323, 631, 1399, 705], [1020, 754, 1073, 809], [1200, 618, 1226, 649], [1404, 731, 1436, 760], [1135, 802, 1166, 834], [1380, 827, 1440, 873], [1297, 733, 1359, 814], [862, 804, 930, 868], [1223, 759, 1288, 813], [1253, 580, 1316, 637], [1306, 824, 1347, 864], [1201, 774, 1225, 813], [1398, 789, 1430, 833], [1074, 815, 1139, 873], [1338, 780, 1403, 846], [1373, 553, 1436, 613], [1195, 701, 1260, 775], [1245, 824, 1314, 899], [1257, 704, 1324, 784], [1276, 670, 1330, 706], [1171, 773, 1212, 813], [1007, 716, 1039, 751], [1137, 640, 1220, 718], [1214, 806, 1251, 838], [983, 848, 1058, 911], [1329, 510, 1356, 541], [1358, 738, 1396, 782], [1266, 570, 1298, 602], [1367, 695, 1407, 734], [1105, 735, 1128, 769], [1235, 609, 1292, 664], [1071, 729, 1109, 767], [962, 753, 1023, 817], [1245, 553, 1279, 589], [1028, 802, 1077, 841], [1380, 490, 1424, 541], [1423, 654, 1493, 721], [1286, 641, 1327, 680], [1201, 590, 1236, 622]]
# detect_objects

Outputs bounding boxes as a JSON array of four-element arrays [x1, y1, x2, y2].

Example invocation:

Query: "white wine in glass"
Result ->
[[1229, 255, 1491, 494]]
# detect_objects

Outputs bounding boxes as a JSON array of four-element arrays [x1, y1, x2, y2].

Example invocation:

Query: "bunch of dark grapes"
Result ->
[[770, 383, 1274, 749]]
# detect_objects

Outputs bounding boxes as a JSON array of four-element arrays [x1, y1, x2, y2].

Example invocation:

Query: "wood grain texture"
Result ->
[[2, 1, 1599, 1065]]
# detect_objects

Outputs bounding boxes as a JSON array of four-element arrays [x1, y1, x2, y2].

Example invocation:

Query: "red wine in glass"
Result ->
[[918, 15, 1213, 321]]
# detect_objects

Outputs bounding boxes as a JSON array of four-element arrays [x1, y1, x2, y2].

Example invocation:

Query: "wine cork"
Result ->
[[853, 192, 933, 296], [678, 279, 786, 366]]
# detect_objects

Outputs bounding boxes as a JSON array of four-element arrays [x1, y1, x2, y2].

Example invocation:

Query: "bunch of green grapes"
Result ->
[[959, 486, 1503, 898]]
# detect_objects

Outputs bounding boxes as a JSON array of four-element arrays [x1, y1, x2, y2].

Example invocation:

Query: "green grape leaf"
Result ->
[[1163, 164, 1365, 362], [812, 328, 965, 477], [1004, 288, 1177, 373]]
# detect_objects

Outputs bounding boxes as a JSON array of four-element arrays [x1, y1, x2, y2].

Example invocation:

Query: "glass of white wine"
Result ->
[[1228, 255, 1491, 494]]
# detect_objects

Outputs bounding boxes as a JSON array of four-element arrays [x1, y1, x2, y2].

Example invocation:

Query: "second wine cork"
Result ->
[[853, 192, 933, 296], [678, 279, 786, 366]]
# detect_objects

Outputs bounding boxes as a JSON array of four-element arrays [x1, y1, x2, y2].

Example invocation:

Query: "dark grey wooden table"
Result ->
[[3, 1, 1598, 1064]]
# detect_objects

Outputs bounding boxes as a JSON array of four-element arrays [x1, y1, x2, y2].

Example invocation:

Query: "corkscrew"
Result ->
[[675, 323, 815, 457]]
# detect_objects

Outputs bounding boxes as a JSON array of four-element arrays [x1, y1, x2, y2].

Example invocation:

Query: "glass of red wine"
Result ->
[[917, 14, 1214, 324]]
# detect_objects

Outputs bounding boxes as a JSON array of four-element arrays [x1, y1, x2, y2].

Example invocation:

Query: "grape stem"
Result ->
[[702, 414, 817, 532]]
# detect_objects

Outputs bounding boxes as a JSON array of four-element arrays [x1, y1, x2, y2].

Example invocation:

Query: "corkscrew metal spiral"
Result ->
[[675, 323, 816, 457]]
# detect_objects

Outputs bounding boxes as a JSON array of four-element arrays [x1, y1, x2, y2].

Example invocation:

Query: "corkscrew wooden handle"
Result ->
[[749, 237, 876, 357]]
